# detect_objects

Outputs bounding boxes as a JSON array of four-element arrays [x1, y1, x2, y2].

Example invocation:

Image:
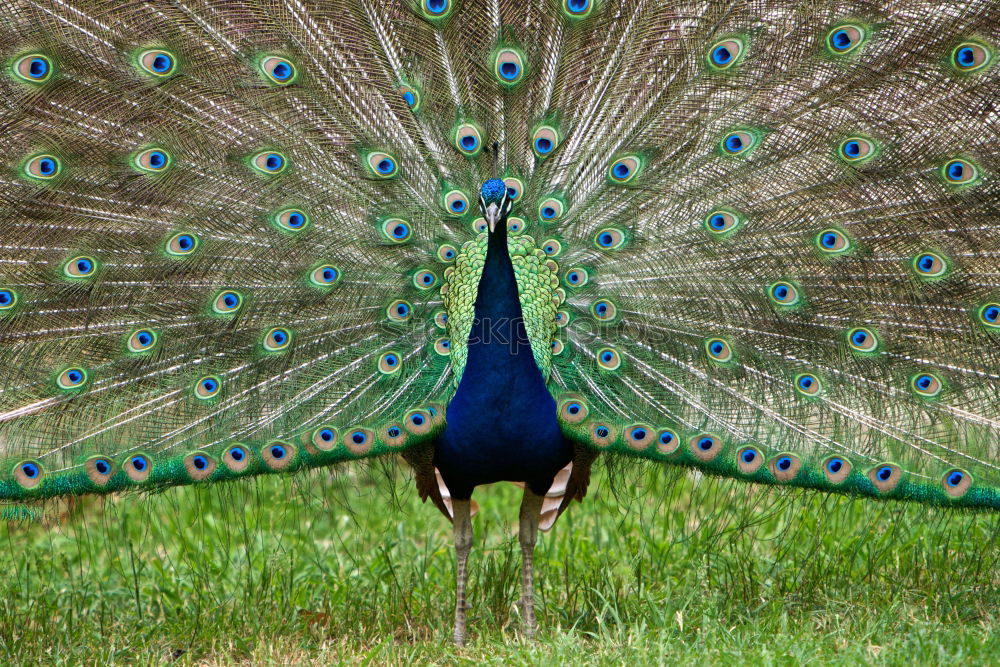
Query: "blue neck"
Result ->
[[435, 220, 569, 498]]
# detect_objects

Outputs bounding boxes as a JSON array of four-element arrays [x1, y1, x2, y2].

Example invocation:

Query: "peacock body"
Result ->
[[1, 0, 999, 644]]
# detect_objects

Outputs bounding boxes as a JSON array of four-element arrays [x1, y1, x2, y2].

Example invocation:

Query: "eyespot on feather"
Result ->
[[194, 375, 222, 399], [911, 252, 948, 278], [704, 210, 742, 236], [589, 423, 616, 448], [942, 468, 972, 498], [625, 425, 654, 451], [705, 337, 733, 363], [250, 151, 287, 174], [344, 428, 374, 455], [720, 130, 757, 156], [951, 41, 992, 73], [541, 239, 563, 256], [387, 300, 413, 323], [24, 154, 61, 180], [184, 452, 217, 481], [397, 83, 421, 111], [562, 0, 593, 18], [507, 217, 526, 234], [63, 256, 97, 279], [127, 329, 159, 353], [309, 426, 339, 452], [494, 48, 525, 85], [867, 463, 902, 493], [133, 148, 172, 172], [846, 327, 879, 353], [0, 288, 18, 311], [826, 25, 866, 55], [768, 281, 801, 307], [559, 397, 589, 424], [404, 409, 433, 435], [707, 38, 745, 70], [977, 302, 1000, 329], [594, 228, 626, 250], [124, 454, 152, 482], [816, 228, 852, 254], [503, 177, 524, 202], [608, 156, 641, 184], [595, 347, 621, 371], [13, 54, 53, 82], [838, 137, 876, 163], [223, 445, 251, 472], [13, 461, 43, 489], [85, 456, 115, 486], [274, 209, 310, 233], [437, 244, 456, 262], [822, 456, 852, 484], [420, 0, 453, 20], [564, 267, 588, 288], [689, 434, 723, 462], [378, 351, 402, 374], [454, 123, 483, 156], [262, 442, 295, 471], [941, 159, 978, 185], [768, 453, 802, 482], [910, 372, 943, 398], [736, 446, 764, 474], [137, 49, 177, 77], [166, 232, 199, 256], [310, 265, 340, 287], [656, 428, 680, 455], [538, 198, 564, 222], [212, 290, 244, 314], [794, 373, 822, 396], [532, 125, 560, 158], [262, 327, 292, 352], [413, 269, 437, 290], [443, 190, 470, 216], [384, 424, 407, 447], [366, 152, 398, 178], [56, 367, 88, 390], [259, 56, 297, 85]]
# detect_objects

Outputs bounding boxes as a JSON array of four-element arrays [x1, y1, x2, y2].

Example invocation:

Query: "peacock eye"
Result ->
[[14, 54, 53, 82], [826, 25, 866, 55], [707, 38, 745, 70], [494, 48, 525, 85], [260, 56, 297, 84], [137, 49, 177, 77], [134, 147, 172, 172], [951, 42, 992, 73], [24, 154, 61, 180], [250, 151, 288, 174], [166, 232, 199, 256]]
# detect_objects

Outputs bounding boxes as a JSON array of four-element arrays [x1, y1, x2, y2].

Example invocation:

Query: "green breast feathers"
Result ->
[[442, 234, 562, 386]]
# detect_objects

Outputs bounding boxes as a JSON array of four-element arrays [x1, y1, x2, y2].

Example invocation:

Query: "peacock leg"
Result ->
[[452, 497, 473, 646], [517, 487, 546, 639]]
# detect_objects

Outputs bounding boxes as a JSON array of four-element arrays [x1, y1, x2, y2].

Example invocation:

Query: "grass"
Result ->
[[1, 459, 997, 665]]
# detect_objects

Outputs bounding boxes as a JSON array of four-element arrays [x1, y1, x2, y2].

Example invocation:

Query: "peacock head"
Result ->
[[479, 179, 512, 232]]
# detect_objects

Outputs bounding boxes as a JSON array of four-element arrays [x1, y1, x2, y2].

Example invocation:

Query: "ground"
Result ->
[[0, 459, 997, 665]]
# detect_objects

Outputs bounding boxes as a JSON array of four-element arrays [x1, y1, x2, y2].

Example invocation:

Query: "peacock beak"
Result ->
[[484, 202, 502, 232]]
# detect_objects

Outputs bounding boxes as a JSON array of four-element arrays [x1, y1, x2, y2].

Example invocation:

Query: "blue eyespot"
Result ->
[[229, 446, 246, 461], [828, 458, 843, 474], [319, 428, 334, 442], [698, 437, 713, 451], [202, 378, 217, 392], [0, 290, 14, 308], [403, 91, 415, 106], [352, 431, 367, 445], [450, 199, 466, 213], [377, 159, 393, 173], [631, 428, 647, 440], [659, 431, 674, 445], [500, 62, 519, 79], [21, 462, 39, 478], [425, 0, 447, 15], [270, 444, 287, 459], [725, 135, 742, 151], [95, 459, 111, 474], [947, 471, 964, 487], [131, 455, 147, 472], [567, 402, 582, 415], [776, 457, 792, 471], [741, 449, 756, 464], [876, 466, 892, 482], [192, 455, 209, 470], [595, 426, 609, 438], [613, 163, 630, 179], [831, 30, 851, 51], [535, 137, 553, 154], [15, 55, 53, 82], [707, 39, 744, 70], [712, 46, 732, 65], [542, 207, 556, 219], [411, 413, 425, 426], [798, 376, 813, 390]]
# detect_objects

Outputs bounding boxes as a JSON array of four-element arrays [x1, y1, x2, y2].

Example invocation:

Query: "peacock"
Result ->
[[1, 0, 999, 647]]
